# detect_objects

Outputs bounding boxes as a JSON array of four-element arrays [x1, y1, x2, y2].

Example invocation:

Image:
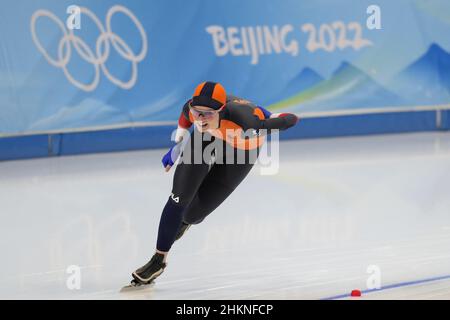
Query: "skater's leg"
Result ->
[[156, 161, 210, 252], [155, 130, 217, 252], [132, 133, 213, 284], [156, 131, 221, 250], [183, 161, 256, 224]]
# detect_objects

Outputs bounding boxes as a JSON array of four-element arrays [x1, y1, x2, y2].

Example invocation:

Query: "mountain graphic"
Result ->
[[389, 43, 450, 105], [267, 67, 323, 105], [268, 62, 403, 112]]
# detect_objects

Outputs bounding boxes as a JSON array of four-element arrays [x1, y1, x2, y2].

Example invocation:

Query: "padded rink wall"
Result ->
[[1, 107, 449, 161], [1, 0, 450, 161]]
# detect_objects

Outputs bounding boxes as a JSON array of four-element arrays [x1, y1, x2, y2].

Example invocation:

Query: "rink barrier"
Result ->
[[0, 108, 449, 161]]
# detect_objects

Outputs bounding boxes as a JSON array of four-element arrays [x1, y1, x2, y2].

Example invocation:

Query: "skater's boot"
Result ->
[[132, 252, 167, 285], [175, 222, 191, 241]]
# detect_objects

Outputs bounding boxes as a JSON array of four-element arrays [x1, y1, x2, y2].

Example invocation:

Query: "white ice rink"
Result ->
[[1, 131, 450, 300]]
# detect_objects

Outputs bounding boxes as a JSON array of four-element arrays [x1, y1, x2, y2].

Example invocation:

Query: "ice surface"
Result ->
[[1, 131, 450, 299]]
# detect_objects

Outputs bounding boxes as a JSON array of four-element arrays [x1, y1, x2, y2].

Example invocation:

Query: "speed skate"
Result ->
[[120, 280, 155, 293]]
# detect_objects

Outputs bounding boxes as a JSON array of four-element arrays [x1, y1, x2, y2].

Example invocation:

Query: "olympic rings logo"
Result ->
[[30, 5, 148, 92]]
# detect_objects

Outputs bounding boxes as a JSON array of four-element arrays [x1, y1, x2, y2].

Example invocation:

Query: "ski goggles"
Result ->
[[188, 101, 225, 119]]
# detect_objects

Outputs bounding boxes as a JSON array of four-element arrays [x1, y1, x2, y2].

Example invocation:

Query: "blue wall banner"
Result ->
[[0, 0, 449, 144]]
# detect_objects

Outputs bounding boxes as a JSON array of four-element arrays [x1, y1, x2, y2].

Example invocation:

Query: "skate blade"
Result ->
[[120, 281, 155, 293]]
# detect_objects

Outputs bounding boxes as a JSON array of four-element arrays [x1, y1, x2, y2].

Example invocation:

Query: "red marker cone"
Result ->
[[351, 289, 362, 297]]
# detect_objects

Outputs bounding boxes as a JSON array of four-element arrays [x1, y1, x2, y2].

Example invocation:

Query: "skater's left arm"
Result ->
[[255, 106, 299, 131], [226, 100, 299, 134], [231, 104, 299, 132]]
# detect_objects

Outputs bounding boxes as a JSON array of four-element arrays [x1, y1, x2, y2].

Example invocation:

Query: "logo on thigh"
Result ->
[[170, 193, 180, 203]]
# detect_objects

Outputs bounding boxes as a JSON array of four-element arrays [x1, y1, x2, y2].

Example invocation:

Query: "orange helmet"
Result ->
[[191, 81, 226, 110]]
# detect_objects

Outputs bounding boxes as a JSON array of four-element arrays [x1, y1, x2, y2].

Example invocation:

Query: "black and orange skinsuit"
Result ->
[[156, 95, 299, 252]]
